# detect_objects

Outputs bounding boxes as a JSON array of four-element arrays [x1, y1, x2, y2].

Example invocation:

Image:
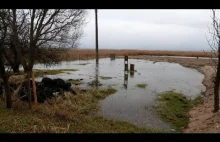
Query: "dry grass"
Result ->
[[8, 75, 26, 85], [61, 49, 215, 61], [0, 87, 161, 133], [36, 92, 97, 120], [36, 88, 117, 117]]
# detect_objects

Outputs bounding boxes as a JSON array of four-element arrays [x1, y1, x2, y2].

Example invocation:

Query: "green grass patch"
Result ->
[[33, 69, 78, 77], [0, 69, 78, 78], [90, 87, 117, 99], [136, 84, 147, 89], [154, 91, 203, 132], [99, 76, 113, 80]]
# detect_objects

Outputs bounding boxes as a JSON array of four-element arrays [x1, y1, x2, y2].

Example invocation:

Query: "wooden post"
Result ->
[[124, 55, 128, 71], [32, 72, 38, 107], [130, 64, 134, 71]]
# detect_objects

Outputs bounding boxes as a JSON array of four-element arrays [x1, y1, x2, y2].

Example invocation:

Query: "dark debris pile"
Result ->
[[0, 77, 77, 103]]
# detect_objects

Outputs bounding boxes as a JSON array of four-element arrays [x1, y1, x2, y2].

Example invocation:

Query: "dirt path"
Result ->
[[127, 55, 220, 133]]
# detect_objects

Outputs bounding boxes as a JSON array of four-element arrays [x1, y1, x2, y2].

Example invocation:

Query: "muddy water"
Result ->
[[33, 58, 206, 131]]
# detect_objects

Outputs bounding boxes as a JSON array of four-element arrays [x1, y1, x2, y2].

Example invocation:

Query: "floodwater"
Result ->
[[33, 58, 206, 131], [147, 55, 217, 60]]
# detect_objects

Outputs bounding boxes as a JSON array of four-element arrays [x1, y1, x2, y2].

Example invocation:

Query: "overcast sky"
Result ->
[[79, 9, 213, 51]]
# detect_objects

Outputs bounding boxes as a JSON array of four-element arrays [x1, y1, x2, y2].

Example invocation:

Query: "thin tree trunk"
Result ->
[[214, 43, 220, 112], [0, 59, 12, 108], [27, 71, 32, 109], [3, 76, 12, 108], [12, 64, 20, 74], [32, 72, 38, 107], [214, 69, 220, 112]]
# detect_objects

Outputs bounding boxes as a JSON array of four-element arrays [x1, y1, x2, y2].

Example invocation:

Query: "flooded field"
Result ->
[[33, 58, 206, 131]]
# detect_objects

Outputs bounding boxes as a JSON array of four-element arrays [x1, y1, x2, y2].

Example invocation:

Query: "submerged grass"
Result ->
[[136, 84, 147, 89], [154, 91, 202, 132], [78, 63, 89, 66], [90, 87, 117, 99], [99, 76, 113, 80], [67, 79, 83, 85], [1, 69, 78, 80], [33, 69, 78, 77], [0, 87, 160, 133]]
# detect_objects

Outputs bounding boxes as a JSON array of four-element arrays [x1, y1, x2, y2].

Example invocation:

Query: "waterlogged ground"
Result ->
[[33, 58, 205, 131]]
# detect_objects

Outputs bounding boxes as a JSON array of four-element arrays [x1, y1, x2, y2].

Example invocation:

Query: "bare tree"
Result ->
[[207, 9, 220, 112], [17, 9, 86, 108], [0, 9, 12, 108], [2, 9, 29, 75], [1, 9, 86, 108]]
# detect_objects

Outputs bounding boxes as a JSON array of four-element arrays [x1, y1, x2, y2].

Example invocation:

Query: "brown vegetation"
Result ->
[[62, 49, 215, 61]]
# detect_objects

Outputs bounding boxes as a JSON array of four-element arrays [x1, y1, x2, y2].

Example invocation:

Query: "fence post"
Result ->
[[130, 64, 134, 78], [130, 64, 134, 71]]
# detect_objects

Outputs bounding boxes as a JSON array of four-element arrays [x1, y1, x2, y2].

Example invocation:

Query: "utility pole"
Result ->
[[95, 9, 99, 65]]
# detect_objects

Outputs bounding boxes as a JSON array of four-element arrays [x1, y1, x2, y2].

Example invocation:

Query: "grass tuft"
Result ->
[[136, 84, 147, 89], [78, 63, 89, 66], [33, 69, 78, 77], [90, 88, 117, 99], [100, 76, 113, 80]]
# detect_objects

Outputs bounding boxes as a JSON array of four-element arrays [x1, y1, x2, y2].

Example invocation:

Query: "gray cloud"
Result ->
[[79, 9, 213, 51]]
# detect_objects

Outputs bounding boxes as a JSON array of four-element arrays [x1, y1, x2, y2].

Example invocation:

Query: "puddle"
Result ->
[[33, 58, 206, 130]]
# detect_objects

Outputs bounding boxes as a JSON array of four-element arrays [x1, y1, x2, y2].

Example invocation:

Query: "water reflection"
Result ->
[[110, 54, 116, 60], [130, 71, 134, 78], [95, 60, 99, 90], [124, 71, 128, 89]]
